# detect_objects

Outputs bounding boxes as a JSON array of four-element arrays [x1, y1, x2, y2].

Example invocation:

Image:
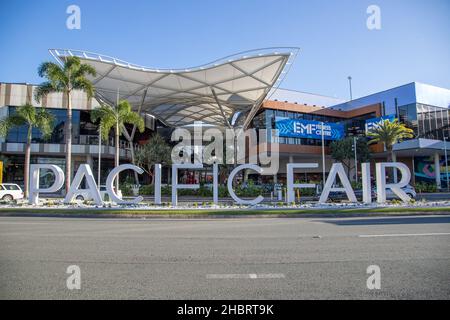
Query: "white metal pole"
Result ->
[[321, 122, 326, 188], [444, 135, 449, 192], [98, 126, 101, 189], [354, 136, 358, 183], [347, 76, 353, 101]]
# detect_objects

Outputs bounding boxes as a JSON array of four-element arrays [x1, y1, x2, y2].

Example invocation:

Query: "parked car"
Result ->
[[74, 185, 122, 202], [325, 185, 416, 202], [384, 184, 417, 199], [0, 183, 24, 201]]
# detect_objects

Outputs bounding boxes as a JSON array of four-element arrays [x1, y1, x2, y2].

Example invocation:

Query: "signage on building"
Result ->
[[365, 114, 396, 133], [275, 118, 345, 141]]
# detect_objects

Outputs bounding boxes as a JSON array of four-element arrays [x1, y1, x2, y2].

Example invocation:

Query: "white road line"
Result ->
[[0, 222, 51, 225], [359, 232, 450, 238], [206, 274, 285, 279]]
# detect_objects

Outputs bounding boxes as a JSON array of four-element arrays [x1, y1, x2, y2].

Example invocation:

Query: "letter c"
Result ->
[[106, 164, 144, 204]]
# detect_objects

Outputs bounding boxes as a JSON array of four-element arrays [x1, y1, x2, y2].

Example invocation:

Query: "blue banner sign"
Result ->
[[365, 114, 396, 133], [275, 117, 345, 141]]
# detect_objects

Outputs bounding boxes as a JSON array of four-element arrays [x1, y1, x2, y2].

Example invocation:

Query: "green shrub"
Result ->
[[139, 185, 154, 195], [120, 184, 133, 197], [415, 182, 437, 193]]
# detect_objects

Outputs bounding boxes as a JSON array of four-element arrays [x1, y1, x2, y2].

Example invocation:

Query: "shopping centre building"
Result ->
[[1, 48, 449, 189]]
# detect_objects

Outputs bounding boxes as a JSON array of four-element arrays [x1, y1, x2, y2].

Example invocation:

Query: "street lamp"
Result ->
[[97, 126, 101, 189], [347, 76, 353, 101], [444, 134, 449, 192], [321, 122, 326, 188], [353, 136, 358, 183]]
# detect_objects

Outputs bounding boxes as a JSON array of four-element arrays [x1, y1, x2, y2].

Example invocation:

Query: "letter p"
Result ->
[[29, 164, 64, 205]]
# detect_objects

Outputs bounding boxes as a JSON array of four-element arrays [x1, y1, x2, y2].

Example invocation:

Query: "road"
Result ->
[[0, 215, 449, 299]]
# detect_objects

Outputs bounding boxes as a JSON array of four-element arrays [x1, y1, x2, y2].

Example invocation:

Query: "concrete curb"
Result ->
[[1, 211, 450, 219]]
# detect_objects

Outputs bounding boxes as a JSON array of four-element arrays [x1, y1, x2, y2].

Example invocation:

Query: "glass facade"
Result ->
[[254, 104, 450, 146], [398, 104, 419, 136], [397, 103, 450, 140], [3, 106, 151, 146], [416, 104, 450, 140], [6, 106, 83, 144]]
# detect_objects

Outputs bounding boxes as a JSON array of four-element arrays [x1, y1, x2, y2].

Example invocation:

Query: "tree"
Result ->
[[35, 56, 96, 193], [367, 119, 414, 162], [135, 134, 172, 185], [90, 100, 145, 190], [0, 104, 54, 197], [330, 136, 371, 179]]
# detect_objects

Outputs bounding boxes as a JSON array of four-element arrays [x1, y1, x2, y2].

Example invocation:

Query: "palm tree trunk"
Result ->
[[24, 125, 32, 199], [390, 149, 398, 183], [115, 121, 120, 193], [387, 146, 397, 183], [65, 91, 72, 194]]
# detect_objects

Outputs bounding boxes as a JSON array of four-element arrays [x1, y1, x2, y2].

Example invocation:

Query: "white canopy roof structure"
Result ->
[[49, 48, 298, 128]]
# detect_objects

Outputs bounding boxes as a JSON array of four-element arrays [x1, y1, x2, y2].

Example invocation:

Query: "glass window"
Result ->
[[3, 185, 20, 190]]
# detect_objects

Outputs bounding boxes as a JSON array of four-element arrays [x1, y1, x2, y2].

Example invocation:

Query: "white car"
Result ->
[[387, 184, 417, 199], [0, 183, 24, 201], [379, 184, 417, 199], [74, 185, 122, 202]]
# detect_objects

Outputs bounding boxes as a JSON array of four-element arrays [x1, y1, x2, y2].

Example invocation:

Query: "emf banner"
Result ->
[[365, 114, 396, 133], [275, 117, 345, 141]]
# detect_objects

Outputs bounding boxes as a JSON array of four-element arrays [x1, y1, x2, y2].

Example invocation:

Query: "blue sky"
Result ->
[[0, 0, 449, 100]]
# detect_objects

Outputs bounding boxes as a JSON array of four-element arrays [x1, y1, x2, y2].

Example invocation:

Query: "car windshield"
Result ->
[[2, 185, 20, 190]]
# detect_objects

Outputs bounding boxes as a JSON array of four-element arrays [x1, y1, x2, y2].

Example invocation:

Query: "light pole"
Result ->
[[321, 122, 326, 188], [97, 126, 101, 189], [347, 76, 353, 101], [353, 136, 358, 183], [444, 133, 449, 192]]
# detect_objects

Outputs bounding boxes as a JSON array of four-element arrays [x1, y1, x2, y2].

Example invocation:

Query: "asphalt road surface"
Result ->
[[0, 215, 449, 299]]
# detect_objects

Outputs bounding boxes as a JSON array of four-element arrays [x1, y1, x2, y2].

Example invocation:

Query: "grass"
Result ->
[[0, 206, 449, 216]]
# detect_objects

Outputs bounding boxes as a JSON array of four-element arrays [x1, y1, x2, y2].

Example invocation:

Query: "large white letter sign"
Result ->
[[64, 164, 102, 205], [227, 164, 264, 205], [375, 162, 411, 203], [106, 164, 144, 205], [212, 163, 219, 205], [287, 163, 318, 203], [361, 163, 372, 204], [154, 164, 162, 205], [172, 164, 203, 206], [319, 163, 357, 203], [29, 164, 64, 205]]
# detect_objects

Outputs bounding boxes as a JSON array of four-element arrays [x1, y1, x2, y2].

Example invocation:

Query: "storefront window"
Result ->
[[416, 103, 448, 140], [5, 107, 82, 144]]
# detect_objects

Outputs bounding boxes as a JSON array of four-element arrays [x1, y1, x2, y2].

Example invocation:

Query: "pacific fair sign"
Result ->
[[28, 162, 412, 206]]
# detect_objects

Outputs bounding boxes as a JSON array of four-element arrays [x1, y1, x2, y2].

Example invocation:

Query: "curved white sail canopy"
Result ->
[[50, 48, 297, 128]]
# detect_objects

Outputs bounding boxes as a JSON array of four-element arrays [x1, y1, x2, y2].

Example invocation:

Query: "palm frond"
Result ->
[[123, 111, 145, 133], [72, 77, 95, 98], [90, 105, 117, 141], [35, 108, 55, 139], [73, 63, 97, 78], [367, 119, 414, 149], [38, 62, 68, 88], [34, 82, 61, 102], [63, 56, 82, 74]]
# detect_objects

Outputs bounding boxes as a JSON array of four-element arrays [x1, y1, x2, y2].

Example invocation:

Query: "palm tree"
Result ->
[[90, 100, 145, 190], [367, 119, 414, 162], [0, 104, 54, 198], [34, 56, 96, 193]]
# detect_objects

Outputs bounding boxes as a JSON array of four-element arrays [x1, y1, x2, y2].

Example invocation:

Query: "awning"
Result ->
[[50, 48, 298, 128]]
